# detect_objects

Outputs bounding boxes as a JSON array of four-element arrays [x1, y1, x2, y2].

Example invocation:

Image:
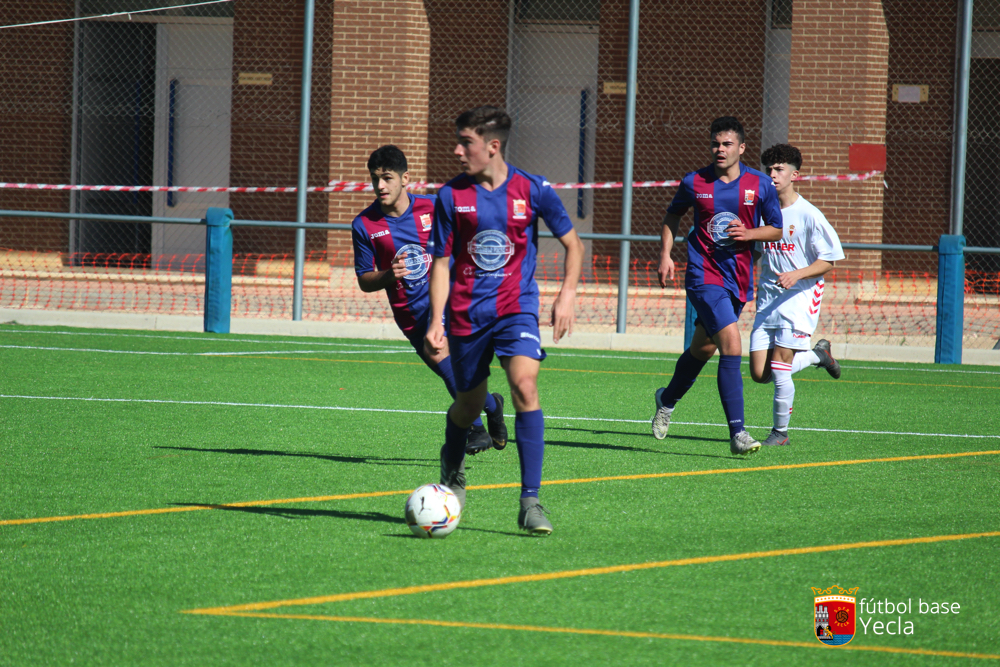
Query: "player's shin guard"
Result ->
[[444, 412, 469, 466], [514, 410, 544, 498], [717, 354, 745, 437], [660, 349, 708, 407], [771, 360, 794, 432]]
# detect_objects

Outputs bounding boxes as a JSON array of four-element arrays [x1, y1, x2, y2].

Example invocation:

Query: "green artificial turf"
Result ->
[[1, 323, 998, 666]]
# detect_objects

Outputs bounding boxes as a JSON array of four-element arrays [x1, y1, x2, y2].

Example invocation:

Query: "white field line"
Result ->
[[2, 328, 998, 375], [0, 329, 410, 349], [0, 345, 411, 356], [2, 394, 997, 440]]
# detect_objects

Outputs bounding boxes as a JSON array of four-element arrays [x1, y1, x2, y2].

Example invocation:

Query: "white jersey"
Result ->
[[754, 195, 845, 333]]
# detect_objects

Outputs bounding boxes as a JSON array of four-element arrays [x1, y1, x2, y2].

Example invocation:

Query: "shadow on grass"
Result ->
[[172, 502, 406, 524], [382, 525, 528, 539], [517, 427, 731, 459], [154, 445, 435, 467]]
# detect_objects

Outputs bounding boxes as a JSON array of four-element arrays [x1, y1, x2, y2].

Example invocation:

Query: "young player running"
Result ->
[[652, 117, 783, 455], [749, 144, 844, 446], [425, 106, 584, 535], [351, 145, 507, 455]]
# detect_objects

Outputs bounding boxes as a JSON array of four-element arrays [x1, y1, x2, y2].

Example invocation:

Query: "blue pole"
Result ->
[[204, 207, 234, 333], [935, 235, 966, 364], [616, 0, 639, 334], [293, 0, 315, 321]]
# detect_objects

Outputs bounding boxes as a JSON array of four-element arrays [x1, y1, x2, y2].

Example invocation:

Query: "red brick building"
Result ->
[[0, 0, 991, 276]]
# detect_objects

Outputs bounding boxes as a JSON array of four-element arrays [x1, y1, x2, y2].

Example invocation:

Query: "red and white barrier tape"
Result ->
[[0, 171, 881, 194]]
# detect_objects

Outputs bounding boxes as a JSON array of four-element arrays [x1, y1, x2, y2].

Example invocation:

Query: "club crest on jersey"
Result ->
[[468, 229, 515, 271], [744, 189, 755, 205], [393, 243, 432, 281], [789, 224, 795, 237], [419, 213, 432, 231], [513, 199, 527, 219], [813, 585, 859, 647]]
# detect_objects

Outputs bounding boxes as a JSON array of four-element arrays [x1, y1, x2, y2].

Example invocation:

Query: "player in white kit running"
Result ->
[[749, 144, 845, 446]]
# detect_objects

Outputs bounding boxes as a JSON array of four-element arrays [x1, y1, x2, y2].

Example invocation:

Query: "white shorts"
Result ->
[[750, 326, 812, 352]]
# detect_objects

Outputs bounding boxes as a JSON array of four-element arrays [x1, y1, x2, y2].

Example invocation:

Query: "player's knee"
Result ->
[[751, 369, 772, 384], [508, 377, 539, 411]]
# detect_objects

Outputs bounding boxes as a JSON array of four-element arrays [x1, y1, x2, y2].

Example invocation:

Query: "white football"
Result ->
[[404, 484, 461, 538]]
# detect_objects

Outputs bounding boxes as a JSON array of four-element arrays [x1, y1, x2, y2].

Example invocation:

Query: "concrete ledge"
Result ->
[[1, 307, 998, 366]]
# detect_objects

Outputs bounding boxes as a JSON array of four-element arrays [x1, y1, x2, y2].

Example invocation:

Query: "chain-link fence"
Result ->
[[1, 0, 998, 350]]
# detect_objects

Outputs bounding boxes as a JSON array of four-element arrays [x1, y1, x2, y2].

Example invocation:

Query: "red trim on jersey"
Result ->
[[360, 212, 414, 331], [448, 183, 478, 335], [693, 172, 725, 288], [734, 173, 760, 300], [495, 174, 531, 317]]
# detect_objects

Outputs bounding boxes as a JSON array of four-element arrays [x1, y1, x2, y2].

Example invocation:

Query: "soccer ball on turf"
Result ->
[[404, 484, 461, 538]]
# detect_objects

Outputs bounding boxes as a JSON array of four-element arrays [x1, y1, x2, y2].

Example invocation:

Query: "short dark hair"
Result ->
[[367, 145, 408, 175], [760, 143, 803, 171], [456, 106, 511, 155], [709, 116, 745, 144]]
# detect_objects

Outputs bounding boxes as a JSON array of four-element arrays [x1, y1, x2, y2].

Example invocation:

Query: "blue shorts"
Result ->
[[447, 313, 546, 393], [688, 284, 745, 338]]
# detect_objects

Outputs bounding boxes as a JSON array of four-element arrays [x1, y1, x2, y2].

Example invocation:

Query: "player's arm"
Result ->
[[727, 220, 782, 244], [658, 212, 680, 287], [774, 259, 835, 290], [424, 256, 450, 354], [356, 258, 409, 292], [552, 227, 584, 343], [425, 193, 454, 355]]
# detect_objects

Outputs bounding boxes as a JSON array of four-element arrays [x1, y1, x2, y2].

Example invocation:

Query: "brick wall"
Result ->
[[426, 0, 509, 185], [0, 4, 74, 252], [230, 0, 335, 257], [788, 0, 889, 273], [593, 0, 768, 268], [326, 0, 431, 256]]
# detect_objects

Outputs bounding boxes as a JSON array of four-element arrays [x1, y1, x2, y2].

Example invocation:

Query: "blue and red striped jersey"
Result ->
[[430, 165, 575, 336], [351, 194, 437, 336], [667, 163, 782, 302]]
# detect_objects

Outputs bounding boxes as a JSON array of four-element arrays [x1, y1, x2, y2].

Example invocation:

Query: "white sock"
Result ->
[[771, 360, 794, 432], [791, 350, 819, 374]]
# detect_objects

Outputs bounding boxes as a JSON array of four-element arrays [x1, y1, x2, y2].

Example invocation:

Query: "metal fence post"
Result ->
[[615, 0, 639, 334], [204, 207, 234, 333], [293, 0, 316, 321]]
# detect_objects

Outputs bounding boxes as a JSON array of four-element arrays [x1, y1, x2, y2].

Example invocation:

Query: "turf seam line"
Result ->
[[3, 394, 998, 439], [5, 449, 999, 527], [183, 612, 1000, 660]]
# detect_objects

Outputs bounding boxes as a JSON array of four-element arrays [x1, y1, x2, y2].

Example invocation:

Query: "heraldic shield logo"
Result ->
[[812, 585, 859, 646]]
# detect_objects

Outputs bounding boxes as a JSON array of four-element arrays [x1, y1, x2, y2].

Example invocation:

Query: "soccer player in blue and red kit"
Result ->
[[351, 145, 507, 455], [652, 117, 783, 455], [425, 106, 584, 535]]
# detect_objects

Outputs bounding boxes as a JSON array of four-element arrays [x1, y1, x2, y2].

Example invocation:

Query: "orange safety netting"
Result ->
[[1, 250, 998, 349]]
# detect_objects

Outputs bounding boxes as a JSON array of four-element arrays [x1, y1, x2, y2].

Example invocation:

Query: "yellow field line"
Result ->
[[189, 612, 1000, 661], [183, 529, 1000, 615], [5, 449, 999, 527]]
